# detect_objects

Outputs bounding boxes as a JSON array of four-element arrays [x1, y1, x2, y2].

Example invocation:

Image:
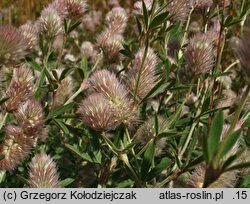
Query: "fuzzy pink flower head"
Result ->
[[66, 0, 88, 19], [105, 7, 128, 35], [28, 153, 60, 188], [89, 69, 128, 101], [78, 94, 118, 131], [50, 0, 68, 18], [38, 6, 63, 38], [0, 25, 28, 66], [81, 41, 94, 58], [19, 23, 38, 50], [96, 30, 124, 62], [184, 33, 214, 76], [5, 67, 34, 112], [237, 29, 250, 77], [15, 100, 45, 138], [133, 0, 153, 16], [127, 47, 159, 99], [167, 0, 192, 22], [0, 126, 34, 171], [89, 70, 138, 126]]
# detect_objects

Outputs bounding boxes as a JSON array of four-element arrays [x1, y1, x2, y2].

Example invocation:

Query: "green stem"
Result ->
[[179, 122, 197, 159], [64, 86, 83, 105]]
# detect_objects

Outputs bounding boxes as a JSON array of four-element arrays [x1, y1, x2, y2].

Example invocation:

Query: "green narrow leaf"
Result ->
[[26, 56, 42, 72], [59, 178, 75, 187], [68, 21, 81, 33], [59, 68, 73, 81], [142, 0, 149, 29], [147, 157, 171, 181], [207, 110, 224, 162], [218, 129, 242, 160], [243, 118, 250, 127], [140, 141, 155, 181], [140, 79, 168, 103], [149, 12, 168, 30], [154, 113, 159, 136], [225, 162, 250, 172], [184, 155, 204, 170], [46, 103, 74, 121], [136, 17, 142, 35], [222, 147, 245, 171], [53, 119, 70, 135], [52, 70, 59, 81], [65, 144, 97, 164]]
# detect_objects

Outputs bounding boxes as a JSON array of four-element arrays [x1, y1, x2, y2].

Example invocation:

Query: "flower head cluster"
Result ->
[[0, 25, 28, 66], [167, 0, 192, 22], [5, 67, 34, 112], [127, 47, 159, 99], [28, 153, 60, 188], [237, 29, 250, 77], [19, 23, 38, 50], [0, 126, 34, 171], [79, 70, 137, 131], [38, 6, 63, 38], [96, 7, 127, 63], [184, 33, 214, 76]]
